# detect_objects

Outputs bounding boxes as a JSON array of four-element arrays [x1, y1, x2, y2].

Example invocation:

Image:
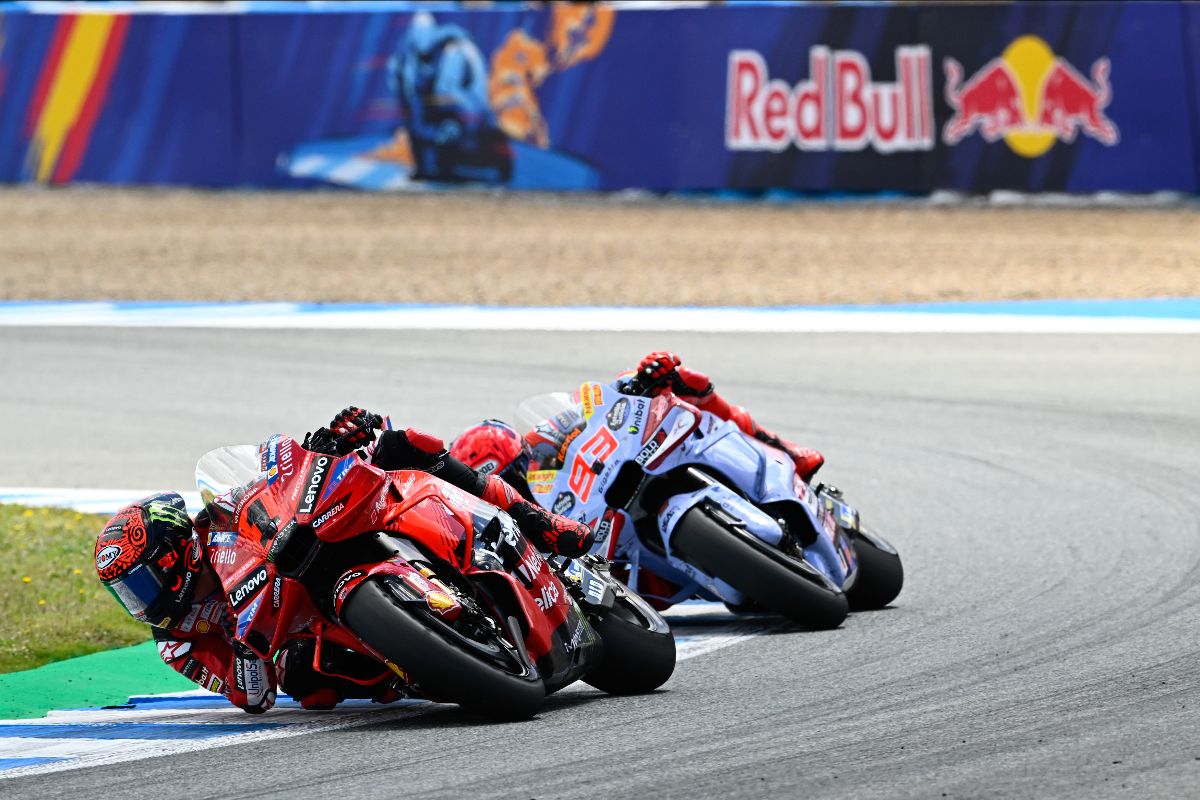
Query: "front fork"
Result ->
[[550, 554, 670, 635]]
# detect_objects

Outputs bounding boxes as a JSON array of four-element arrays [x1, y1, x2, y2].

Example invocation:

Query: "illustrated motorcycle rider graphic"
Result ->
[[94, 409, 593, 713], [450, 352, 826, 606], [389, 11, 513, 183]]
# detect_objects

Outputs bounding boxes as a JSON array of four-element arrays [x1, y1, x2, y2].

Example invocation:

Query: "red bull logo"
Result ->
[[726, 46, 934, 153], [943, 35, 1118, 157]]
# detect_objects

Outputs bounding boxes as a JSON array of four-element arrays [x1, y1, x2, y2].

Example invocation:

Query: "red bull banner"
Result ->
[[0, 1, 1196, 194]]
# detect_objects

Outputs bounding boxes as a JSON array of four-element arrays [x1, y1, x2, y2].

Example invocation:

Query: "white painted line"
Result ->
[[0, 702, 438, 780], [0, 303, 1197, 333], [0, 488, 204, 516], [0, 738, 153, 760]]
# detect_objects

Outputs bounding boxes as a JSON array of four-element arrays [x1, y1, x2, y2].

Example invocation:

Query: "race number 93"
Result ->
[[567, 428, 619, 503]]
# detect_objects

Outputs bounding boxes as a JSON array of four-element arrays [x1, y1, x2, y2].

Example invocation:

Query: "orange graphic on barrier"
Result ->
[[489, 29, 552, 147]]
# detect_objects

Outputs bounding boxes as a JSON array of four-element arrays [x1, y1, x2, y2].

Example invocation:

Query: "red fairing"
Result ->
[[331, 557, 462, 623]]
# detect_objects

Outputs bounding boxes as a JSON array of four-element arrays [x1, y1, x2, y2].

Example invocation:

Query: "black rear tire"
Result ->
[[672, 506, 848, 630], [583, 594, 676, 695], [341, 577, 545, 721], [845, 531, 904, 611]]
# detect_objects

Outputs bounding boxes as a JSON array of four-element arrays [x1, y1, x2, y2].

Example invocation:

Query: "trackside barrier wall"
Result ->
[[0, 1, 1198, 193]]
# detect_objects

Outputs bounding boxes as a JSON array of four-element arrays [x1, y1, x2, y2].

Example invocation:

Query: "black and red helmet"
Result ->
[[95, 492, 202, 629], [450, 419, 532, 489]]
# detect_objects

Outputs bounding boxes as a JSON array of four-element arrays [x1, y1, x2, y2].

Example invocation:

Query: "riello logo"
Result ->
[[725, 46, 935, 153]]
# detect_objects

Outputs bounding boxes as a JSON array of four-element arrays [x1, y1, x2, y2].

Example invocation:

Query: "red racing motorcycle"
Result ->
[[195, 433, 675, 720]]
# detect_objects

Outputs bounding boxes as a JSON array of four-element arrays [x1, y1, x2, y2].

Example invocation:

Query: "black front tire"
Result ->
[[845, 531, 904, 611], [583, 594, 676, 695], [672, 506, 848, 630], [342, 577, 545, 721]]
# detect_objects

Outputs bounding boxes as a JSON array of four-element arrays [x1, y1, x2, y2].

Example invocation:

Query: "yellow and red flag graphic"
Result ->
[[23, 13, 128, 183]]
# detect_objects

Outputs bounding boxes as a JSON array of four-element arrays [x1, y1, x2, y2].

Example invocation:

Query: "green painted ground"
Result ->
[[0, 640, 196, 719], [0, 504, 150, 673], [0, 503, 192, 719]]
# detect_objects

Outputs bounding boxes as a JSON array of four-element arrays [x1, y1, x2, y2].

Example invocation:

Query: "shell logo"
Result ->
[[943, 35, 1119, 157]]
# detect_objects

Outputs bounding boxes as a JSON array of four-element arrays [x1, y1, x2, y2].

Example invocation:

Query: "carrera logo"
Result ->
[[228, 564, 269, 610], [311, 497, 348, 530], [95, 545, 121, 570], [298, 455, 331, 515]]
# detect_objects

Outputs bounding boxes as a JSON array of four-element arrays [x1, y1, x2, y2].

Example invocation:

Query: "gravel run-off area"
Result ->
[[0, 187, 1196, 305]]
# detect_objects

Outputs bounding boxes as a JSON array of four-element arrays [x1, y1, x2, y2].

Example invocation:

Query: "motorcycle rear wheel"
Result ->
[[583, 592, 676, 695], [672, 506, 849, 630], [342, 576, 545, 721], [845, 530, 904, 611]]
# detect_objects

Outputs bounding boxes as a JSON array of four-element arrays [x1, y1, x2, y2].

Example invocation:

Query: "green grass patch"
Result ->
[[0, 504, 150, 674]]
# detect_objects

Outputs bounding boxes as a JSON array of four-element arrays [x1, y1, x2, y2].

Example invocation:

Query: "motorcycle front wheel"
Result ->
[[845, 528, 904, 611], [583, 590, 676, 695], [342, 576, 545, 721], [671, 505, 849, 630]]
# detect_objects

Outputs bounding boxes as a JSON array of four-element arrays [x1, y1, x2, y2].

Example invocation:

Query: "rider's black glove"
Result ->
[[303, 407, 383, 456]]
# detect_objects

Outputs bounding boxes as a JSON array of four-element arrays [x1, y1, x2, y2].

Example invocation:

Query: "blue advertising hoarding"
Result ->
[[0, 1, 1195, 193]]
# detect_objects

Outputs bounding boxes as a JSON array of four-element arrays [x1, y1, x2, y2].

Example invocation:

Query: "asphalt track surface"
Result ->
[[3, 327, 1199, 799]]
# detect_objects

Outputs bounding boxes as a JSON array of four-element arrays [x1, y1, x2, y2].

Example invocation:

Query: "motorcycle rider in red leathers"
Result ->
[[452, 351, 825, 494], [621, 351, 824, 480], [94, 409, 594, 714]]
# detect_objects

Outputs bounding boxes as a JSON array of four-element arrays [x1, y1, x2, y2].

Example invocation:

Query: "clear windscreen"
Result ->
[[514, 391, 577, 434], [195, 444, 262, 506]]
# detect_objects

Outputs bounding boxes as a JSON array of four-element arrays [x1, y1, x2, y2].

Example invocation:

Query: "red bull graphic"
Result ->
[[943, 35, 1118, 157], [725, 46, 934, 154]]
